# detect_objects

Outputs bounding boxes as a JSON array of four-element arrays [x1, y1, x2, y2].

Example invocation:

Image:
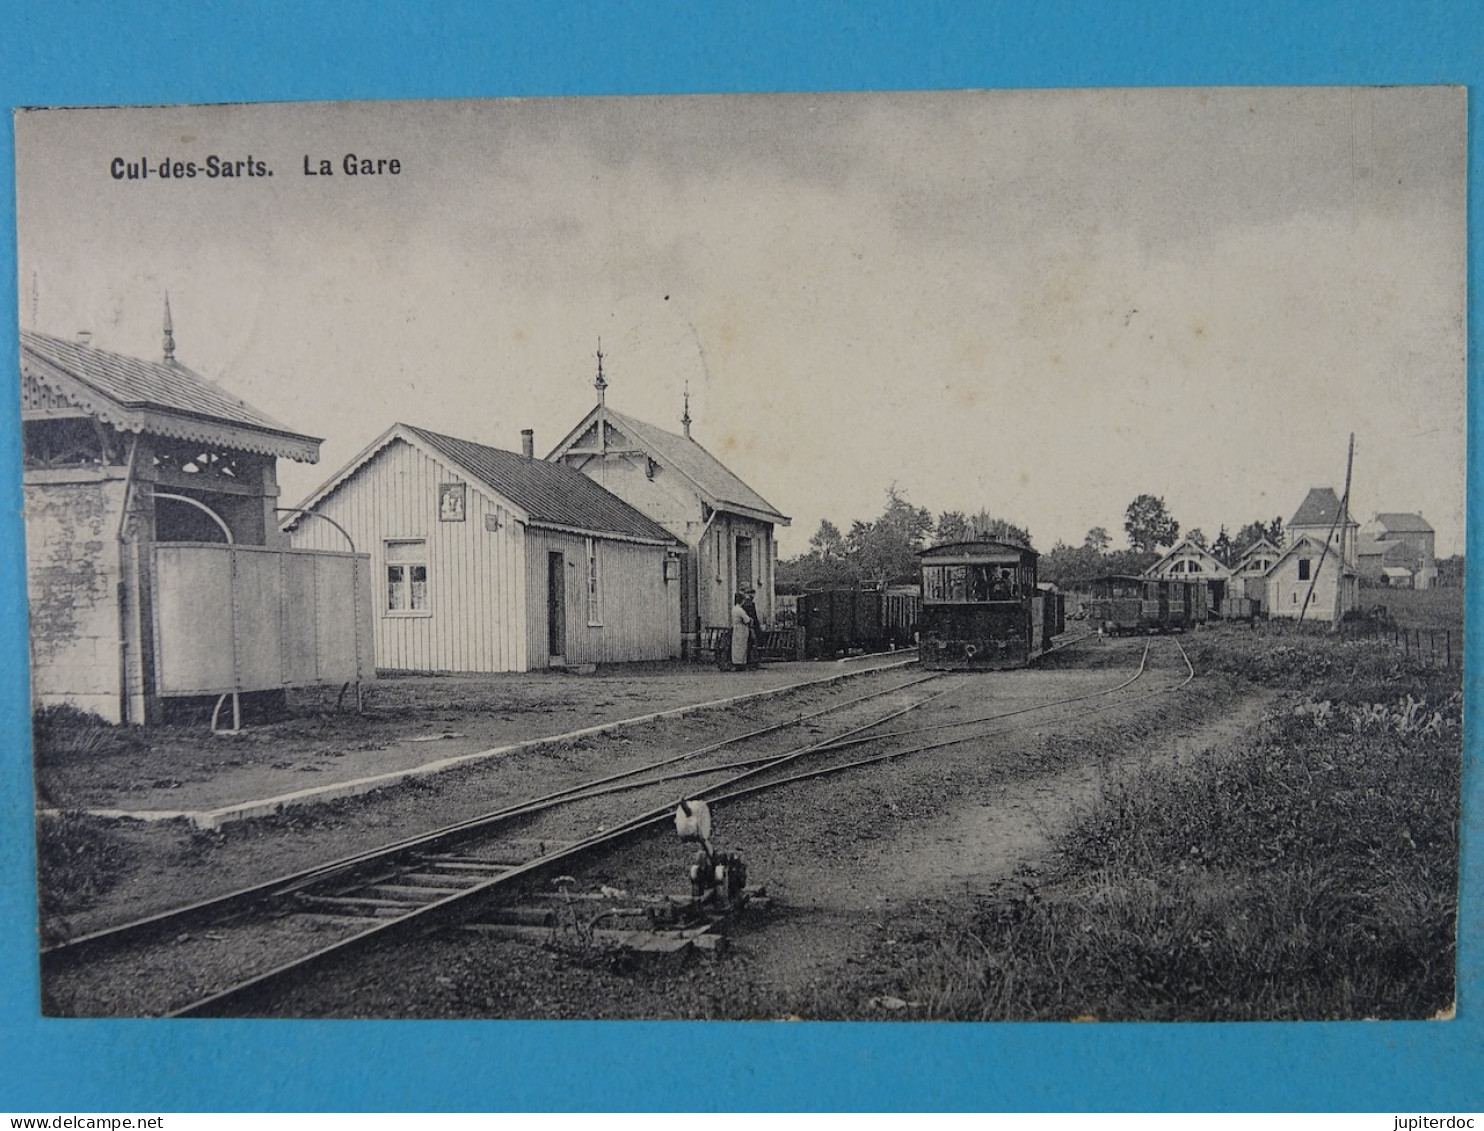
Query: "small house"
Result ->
[[1265, 535, 1359, 622], [1228, 536, 1281, 614], [547, 358, 790, 657], [287, 423, 684, 672]]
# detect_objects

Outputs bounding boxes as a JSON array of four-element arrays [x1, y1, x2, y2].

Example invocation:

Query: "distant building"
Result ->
[[1267, 487, 1360, 621], [548, 354, 789, 657], [1358, 513, 1437, 589], [21, 314, 367, 725], [1230, 537, 1282, 613], [1143, 536, 1232, 610], [1286, 487, 1359, 568], [288, 422, 683, 672]]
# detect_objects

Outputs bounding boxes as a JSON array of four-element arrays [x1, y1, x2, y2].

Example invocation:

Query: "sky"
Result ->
[[12, 87, 1467, 556]]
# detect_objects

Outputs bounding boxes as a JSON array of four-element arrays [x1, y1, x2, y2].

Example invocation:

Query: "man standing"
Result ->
[[740, 585, 763, 668]]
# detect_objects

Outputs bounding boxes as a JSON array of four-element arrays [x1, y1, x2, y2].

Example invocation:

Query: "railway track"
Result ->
[[42, 634, 1191, 1017]]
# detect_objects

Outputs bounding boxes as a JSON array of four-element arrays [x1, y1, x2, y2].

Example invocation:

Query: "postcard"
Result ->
[[14, 88, 1465, 1023]]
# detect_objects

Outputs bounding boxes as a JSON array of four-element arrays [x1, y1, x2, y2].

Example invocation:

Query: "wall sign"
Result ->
[[438, 482, 466, 522]]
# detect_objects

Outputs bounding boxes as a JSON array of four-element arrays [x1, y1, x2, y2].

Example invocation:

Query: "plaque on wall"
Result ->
[[438, 482, 466, 522]]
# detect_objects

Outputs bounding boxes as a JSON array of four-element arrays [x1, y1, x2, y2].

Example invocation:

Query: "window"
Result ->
[[586, 537, 603, 625], [923, 562, 1018, 602], [386, 539, 429, 615], [1297, 558, 1311, 581]]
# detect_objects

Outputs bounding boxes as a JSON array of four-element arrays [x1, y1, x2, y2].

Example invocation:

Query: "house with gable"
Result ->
[[1266, 487, 1360, 622], [1358, 513, 1437, 589], [1143, 536, 1232, 611], [287, 422, 683, 672], [1230, 536, 1282, 612], [547, 355, 790, 657], [21, 313, 369, 725]]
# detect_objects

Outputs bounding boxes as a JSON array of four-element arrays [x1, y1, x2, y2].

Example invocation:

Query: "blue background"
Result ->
[[0, 0, 1479, 1113]]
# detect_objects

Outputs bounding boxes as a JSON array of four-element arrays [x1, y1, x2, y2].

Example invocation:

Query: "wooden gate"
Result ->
[[152, 543, 374, 696]]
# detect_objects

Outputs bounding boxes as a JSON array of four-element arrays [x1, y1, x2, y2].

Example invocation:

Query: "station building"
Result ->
[[287, 423, 684, 672], [547, 356, 790, 658]]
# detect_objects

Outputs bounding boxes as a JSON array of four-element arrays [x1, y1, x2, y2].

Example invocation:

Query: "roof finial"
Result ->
[[163, 294, 176, 363], [593, 337, 607, 405], [682, 379, 692, 439]]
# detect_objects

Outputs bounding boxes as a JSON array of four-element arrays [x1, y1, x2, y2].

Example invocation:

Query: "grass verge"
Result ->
[[898, 629, 1461, 1021]]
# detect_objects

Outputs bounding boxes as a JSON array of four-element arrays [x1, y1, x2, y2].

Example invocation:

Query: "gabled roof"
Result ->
[[1235, 537, 1282, 570], [549, 406, 789, 526], [1269, 534, 1357, 576], [1362, 538, 1420, 565], [1371, 512, 1434, 535], [20, 329, 320, 463], [1290, 487, 1354, 529], [292, 423, 680, 546], [1144, 536, 1232, 579]]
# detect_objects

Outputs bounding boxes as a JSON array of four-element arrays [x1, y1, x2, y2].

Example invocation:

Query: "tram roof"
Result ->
[[919, 539, 1038, 561]]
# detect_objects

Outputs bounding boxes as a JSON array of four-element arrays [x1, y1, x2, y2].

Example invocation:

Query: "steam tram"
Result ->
[[918, 541, 1058, 670], [1085, 574, 1208, 635]]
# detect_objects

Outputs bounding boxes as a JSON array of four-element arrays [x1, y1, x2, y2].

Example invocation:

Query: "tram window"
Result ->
[[947, 565, 967, 601], [968, 565, 992, 601]]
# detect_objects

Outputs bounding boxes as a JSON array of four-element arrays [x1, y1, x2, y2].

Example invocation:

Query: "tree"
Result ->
[[1211, 525, 1234, 566], [809, 519, 847, 560], [1124, 494, 1180, 553], [968, 510, 1033, 549], [934, 510, 970, 545], [1186, 527, 1208, 550], [1084, 526, 1112, 553], [850, 486, 934, 585], [1231, 518, 1286, 561]]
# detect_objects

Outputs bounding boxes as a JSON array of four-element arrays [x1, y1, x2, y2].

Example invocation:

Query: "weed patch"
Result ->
[[898, 634, 1461, 1021], [35, 812, 132, 939]]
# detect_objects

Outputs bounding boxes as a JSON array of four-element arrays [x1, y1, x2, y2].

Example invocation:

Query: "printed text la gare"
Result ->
[[305, 154, 402, 175]]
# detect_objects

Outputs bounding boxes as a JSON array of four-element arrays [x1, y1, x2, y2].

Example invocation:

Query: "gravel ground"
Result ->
[[35, 666, 939, 942], [35, 656, 913, 814], [41, 635, 1273, 1019]]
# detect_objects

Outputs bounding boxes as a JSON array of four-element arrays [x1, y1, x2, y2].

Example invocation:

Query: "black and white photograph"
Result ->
[[15, 88, 1465, 1021]]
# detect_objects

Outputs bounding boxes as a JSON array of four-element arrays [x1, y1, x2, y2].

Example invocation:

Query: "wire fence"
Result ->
[[1335, 620, 1456, 670], [1230, 616, 1458, 671]]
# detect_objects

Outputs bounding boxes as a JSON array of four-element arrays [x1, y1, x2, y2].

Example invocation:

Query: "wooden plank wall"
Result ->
[[523, 529, 680, 666], [288, 438, 527, 672]]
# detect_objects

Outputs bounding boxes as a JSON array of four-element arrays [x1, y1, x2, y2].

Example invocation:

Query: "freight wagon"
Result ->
[[1085, 574, 1208, 634], [795, 586, 921, 659]]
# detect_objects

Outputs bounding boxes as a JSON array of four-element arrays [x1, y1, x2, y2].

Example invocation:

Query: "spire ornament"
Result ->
[[163, 294, 176, 363]]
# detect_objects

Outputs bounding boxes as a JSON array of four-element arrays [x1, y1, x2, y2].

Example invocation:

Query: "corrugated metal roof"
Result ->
[[1290, 487, 1353, 529], [21, 329, 307, 438], [1372, 512, 1434, 534], [602, 410, 789, 524], [405, 425, 679, 545]]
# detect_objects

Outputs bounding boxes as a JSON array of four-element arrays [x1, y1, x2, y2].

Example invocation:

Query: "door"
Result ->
[[547, 551, 566, 663], [735, 535, 753, 594]]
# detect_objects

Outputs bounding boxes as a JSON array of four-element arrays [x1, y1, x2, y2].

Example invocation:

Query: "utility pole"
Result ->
[[1331, 433, 1356, 631], [1296, 433, 1355, 627]]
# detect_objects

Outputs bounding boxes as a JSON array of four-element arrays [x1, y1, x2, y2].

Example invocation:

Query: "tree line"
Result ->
[[777, 488, 1289, 591]]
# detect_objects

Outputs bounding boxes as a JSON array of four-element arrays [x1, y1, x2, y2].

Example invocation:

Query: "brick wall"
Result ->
[[24, 475, 127, 722]]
